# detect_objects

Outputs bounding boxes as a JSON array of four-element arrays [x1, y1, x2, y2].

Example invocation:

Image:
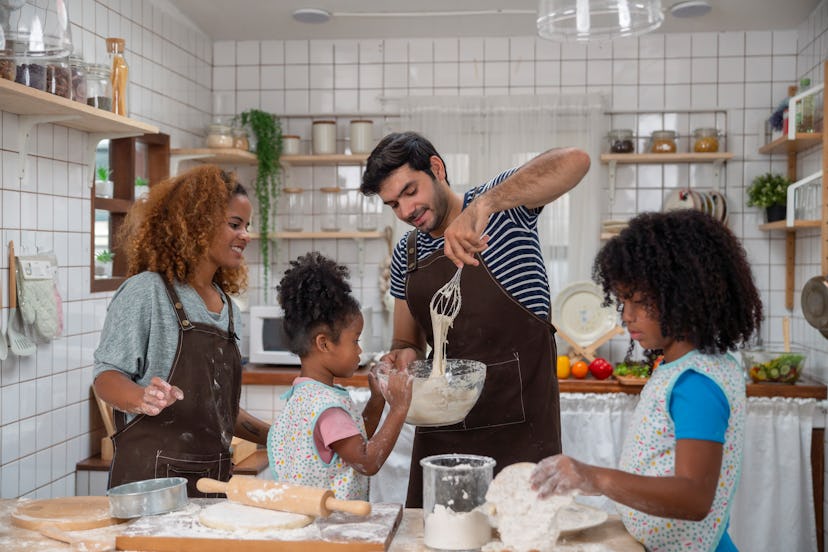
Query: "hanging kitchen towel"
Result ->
[[16, 250, 62, 342]]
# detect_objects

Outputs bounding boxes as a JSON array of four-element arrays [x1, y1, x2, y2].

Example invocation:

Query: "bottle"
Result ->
[[797, 77, 814, 133], [106, 37, 129, 116]]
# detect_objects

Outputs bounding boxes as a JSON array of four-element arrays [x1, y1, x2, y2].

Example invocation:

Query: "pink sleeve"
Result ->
[[313, 408, 362, 463]]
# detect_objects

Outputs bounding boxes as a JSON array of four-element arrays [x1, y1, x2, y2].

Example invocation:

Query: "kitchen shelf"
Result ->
[[170, 147, 257, 164], [249, 230, 386, 240], [759, 133, 823, 155], [759, 219, 821, 231], [282, 153, 368, 166]]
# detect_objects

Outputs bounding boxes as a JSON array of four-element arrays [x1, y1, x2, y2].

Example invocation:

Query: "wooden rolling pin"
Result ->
[[196, 476, 371, 517]]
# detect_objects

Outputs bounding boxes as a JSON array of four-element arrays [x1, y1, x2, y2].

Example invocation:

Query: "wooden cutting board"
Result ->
[[11, 496, 126, 531], [115, 500, 403, 551]]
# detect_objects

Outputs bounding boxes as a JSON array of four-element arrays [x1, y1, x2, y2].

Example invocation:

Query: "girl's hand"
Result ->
[[530, 455, 597, 497], [137, 376, 184, 416], [385, 369, 413, 411]]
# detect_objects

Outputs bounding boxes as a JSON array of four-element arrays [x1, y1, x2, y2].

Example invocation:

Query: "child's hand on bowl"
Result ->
[[384, 369, 413, 411]]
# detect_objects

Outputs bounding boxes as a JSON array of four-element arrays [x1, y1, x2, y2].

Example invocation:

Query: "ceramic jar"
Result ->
[[312, 120, 336, 154], [350, 119, 374, 154]]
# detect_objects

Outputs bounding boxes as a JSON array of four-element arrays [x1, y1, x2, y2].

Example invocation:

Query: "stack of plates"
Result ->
[[662, 188, 728, 223]]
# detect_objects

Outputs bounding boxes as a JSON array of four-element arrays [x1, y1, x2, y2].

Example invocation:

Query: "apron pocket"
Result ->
[[155, 450, 232, 497]]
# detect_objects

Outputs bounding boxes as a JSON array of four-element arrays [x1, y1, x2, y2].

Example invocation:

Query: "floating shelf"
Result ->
[[249, 230, 385, 240], [282, 153, 369, 166], [170, 148, 257, 165], [599, 152, 734, 164], [758, 220, 821, 232], [759, 133, 823, 155]]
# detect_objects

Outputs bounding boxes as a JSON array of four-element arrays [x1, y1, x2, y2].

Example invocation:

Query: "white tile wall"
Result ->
[[0, 0, 826, 517]]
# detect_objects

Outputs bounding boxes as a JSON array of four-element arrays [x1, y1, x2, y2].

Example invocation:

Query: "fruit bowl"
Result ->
[[373, 359, 486, 426], [741, 350, 806, 384]]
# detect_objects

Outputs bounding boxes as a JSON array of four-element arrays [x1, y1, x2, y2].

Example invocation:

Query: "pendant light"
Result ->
[[537, 0, 664, 42]]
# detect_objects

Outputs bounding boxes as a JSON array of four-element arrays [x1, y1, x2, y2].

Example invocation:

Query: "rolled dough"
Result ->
[[198, 502, 314, 532]]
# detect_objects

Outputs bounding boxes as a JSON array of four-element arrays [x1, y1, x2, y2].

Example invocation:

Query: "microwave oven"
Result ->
[[248, 305, 376, 366]]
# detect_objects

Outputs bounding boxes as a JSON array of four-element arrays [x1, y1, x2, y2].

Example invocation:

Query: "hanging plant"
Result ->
[[239, 109, 283, 300]]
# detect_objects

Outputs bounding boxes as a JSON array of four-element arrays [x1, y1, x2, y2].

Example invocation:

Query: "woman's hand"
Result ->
[[530, 455, 598, 498], [137, 376, 184, 416]]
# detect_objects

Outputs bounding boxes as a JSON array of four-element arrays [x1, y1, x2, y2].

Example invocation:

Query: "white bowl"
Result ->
[[373, 359, 486, 426]]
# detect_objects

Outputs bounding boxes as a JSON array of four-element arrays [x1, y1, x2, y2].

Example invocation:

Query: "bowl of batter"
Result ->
[[373, 359, 486, 426]]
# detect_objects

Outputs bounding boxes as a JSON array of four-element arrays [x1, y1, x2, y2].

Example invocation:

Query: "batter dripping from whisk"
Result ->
[[429, 267, 463, 377]]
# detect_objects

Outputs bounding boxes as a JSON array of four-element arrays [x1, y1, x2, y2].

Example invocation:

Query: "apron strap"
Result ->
[[406, 231, 418, 274], [160, 278, 193, 331]]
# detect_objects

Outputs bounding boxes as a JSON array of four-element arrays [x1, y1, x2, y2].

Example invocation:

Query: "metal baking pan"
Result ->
[[107, 477, 188, 518]]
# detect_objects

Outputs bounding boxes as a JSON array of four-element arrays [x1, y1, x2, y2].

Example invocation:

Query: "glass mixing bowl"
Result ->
[[741, 349, 806, 384]]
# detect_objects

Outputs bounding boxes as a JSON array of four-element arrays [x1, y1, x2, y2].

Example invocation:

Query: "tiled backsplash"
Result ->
[[0, 0, 827, 505]]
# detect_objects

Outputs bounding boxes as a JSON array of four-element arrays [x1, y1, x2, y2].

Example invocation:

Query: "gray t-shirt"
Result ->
[[93, 271, 240, 389]]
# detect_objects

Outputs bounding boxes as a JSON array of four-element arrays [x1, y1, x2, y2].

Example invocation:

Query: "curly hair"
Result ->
[[118, 165, 248, 294], [277, 252, 361, 357], [360, 131, 449, 195], [593, 210, 763, 355]]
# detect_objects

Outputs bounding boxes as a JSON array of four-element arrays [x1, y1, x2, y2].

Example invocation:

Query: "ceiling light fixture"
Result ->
[[291, 8, 331, 24], [537, 0, 664, 42], [669, 0, 711, 18]]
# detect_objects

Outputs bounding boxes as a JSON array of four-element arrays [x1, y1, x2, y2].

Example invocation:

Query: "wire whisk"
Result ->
[[429, 267, 463, 376]]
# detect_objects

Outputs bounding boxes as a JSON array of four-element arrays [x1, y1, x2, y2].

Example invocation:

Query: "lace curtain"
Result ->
[[392, 93, 606, 296]]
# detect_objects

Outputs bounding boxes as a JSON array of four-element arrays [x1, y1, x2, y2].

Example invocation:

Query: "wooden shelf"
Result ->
[[0, 76, 158, 135], [282, 153, 368, 166], [249, 230, 386, 240], [599, 152, 734, 164], [758, 133, 823, 155], [170, 148, 257, 165], [759, 219, 821, 231]]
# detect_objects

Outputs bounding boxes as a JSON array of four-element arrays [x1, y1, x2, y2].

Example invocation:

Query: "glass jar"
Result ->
[[608, 129, 635, 153], [357, 193, 383, 231], [320, 187, 343, 231], [0, 57, 15, 81], [312, 120, 336, 154], [69, 55, 87, 103], [45, 57, 72, 99], [106, 37, 129, 116], [692, 128, 720, 152], [281, 188, 306, 231], [282, 134, 301, 155], [85, 63, 112, 110], [14, 58, 47, 91], [206, 124, 233, 148], [650, 130, 677, 153], [232, 127, 249, 150]]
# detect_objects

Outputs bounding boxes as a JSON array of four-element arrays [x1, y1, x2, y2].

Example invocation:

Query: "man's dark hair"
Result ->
[[360, 131, 449, 195]]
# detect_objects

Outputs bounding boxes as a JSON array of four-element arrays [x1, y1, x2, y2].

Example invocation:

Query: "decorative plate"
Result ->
[[662, 188, 696, 212], [552, 282, 618, 347], [558, 503, 610, 535]]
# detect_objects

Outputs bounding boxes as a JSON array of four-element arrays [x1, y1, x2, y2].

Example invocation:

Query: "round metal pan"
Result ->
[[107, 477, 188, 518], [802, 276, 828, 332]]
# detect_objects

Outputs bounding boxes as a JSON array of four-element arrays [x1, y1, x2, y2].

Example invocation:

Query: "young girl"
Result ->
[[267, 252, 412, 500], [530, 210, 763, 552]]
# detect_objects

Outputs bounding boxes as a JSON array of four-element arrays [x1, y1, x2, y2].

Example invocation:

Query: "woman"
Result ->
[[93, 165, 270, 497]]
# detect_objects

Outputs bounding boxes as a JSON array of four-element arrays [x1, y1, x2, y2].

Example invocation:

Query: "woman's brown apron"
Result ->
[[108, 279, 241, 497], [404, 232, 562, 507]]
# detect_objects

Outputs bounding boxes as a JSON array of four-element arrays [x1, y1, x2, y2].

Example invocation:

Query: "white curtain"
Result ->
[[394, 94, 606, 296]]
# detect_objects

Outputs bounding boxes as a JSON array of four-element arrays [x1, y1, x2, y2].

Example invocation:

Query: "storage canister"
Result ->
[[206, 124, 233, 148], [69, 55, 87, 103], [45, 57, 72, 99], [650, 130, 677, 153], [232, 126, 249, 151], [85, 63, 112, 110], [692, 128, 719, 152], [282, 134, 301, 155], [350, 119, 374, 154], [281, 188, 306, 232], [608, 129, 635, 153], [312, 120, 336, 155], [320, 187, 343, 231]]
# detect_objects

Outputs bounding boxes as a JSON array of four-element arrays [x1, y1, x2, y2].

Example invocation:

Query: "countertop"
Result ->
[[242, 364, 828, 399], [0, 498, 643, 551]]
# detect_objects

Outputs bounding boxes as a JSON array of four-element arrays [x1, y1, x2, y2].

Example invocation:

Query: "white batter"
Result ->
[[430, 310, 453, 377], [198, 502, 313, 532], [406, 376, 480, 426]]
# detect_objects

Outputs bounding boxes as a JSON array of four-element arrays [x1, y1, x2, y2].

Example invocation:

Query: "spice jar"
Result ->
[[312, 120, 336, 154], [608, 129, 635, 153], [320, 187, 343, 231], [68, 55, 87, 103], [106, 37, 129, 115], [232, 126, 249, 150], [650, 130, 677, 153], [692, 128, 719, 152], [0, 58, 15, 81], [206, 124, 233, 148], [45, 57, 72, 99], [14, 59, 47, 91], [282, 135, 301, 155], [349, 119, 374, 154], [281, 188, 306, 231], [85, 63, 112, 110]]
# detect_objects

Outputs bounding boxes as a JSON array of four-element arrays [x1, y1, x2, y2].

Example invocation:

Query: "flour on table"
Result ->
[[483, 462, 574, 552], [424, 504, 492, 550], [198, 502, 313, 531]]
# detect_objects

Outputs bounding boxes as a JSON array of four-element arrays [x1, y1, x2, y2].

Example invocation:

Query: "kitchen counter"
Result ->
[[0, 499, 643, 551]]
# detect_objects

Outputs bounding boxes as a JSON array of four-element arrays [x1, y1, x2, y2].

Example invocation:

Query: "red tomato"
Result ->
[[588, 357, 613, 380]]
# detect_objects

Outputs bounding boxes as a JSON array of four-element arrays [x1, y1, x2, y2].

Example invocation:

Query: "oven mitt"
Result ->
[[16, 253, 62, 341]]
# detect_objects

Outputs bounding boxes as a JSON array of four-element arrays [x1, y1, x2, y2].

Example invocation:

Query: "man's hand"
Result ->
[[381, 347, 419, 371], [443, 199, 490, 267]]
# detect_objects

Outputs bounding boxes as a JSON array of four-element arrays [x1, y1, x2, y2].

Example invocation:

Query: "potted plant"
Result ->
[[95, 166, 113, 198], [95, 249, 114, 277], [239, 109, 283, 300], [746, 172, 792, 222], [134, 176, 149, 199]]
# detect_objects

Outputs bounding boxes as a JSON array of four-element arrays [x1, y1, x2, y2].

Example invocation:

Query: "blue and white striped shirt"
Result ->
[[390, 167, 551, 318]]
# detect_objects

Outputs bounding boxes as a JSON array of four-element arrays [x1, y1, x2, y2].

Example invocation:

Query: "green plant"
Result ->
[[239, 109, 283, 299], [746, 172, 792, 208], [134, 176, 149, 187], [96, 166, 112, 182], [96, 249, 113, 263]]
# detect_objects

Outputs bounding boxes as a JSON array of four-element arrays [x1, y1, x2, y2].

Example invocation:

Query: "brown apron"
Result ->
[[404, 232, 562, 507], [108, 279, 241, 498]]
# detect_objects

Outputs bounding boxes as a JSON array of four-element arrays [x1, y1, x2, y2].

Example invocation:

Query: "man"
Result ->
[[360, 131, 590, 507]]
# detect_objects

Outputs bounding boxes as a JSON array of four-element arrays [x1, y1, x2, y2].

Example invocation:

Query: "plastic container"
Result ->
[[421, 454, 495, 551], [650, 130, 677, 153], [319, 187, 343, 231], [106, 38, 129, 116], [206, 124, 233, 148], [692, 128, 720, 152], [608, 129, 635, 153], [281, 188, 306, 231], [282, 134, 301, 155], [349, 119, 374, 154], [68, 55, 87, 103], [85, 63, 112, 111], [312, 120, 336, 154]]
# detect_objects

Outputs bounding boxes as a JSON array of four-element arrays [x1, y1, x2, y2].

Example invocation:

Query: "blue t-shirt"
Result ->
[[670, 370, 737, 552]]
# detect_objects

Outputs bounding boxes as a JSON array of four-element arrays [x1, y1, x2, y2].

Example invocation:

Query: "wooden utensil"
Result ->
[[11, 496, 126, 531], [196, 476, 371, 517], [93, 386, 116, 460], [783, 316, 791, 352]]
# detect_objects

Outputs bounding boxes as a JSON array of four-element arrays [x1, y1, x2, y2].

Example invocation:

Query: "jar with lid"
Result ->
[[608, 129, 635, 153], [350, 120, 374, 154], [232, 126, 249, 150], [282, 135, 301, 155], [312, 121, 337, 155], [650, 130, 677, 153], [85, 63, 112, 110], [45, 57, 72, 99], [281, 188, 306, 232], [206, 124, 233, 148], [68, 55, 87, 103], [357, 193, 383, 231], [319, 187, 343, 231], [692, 128, 719, 152], [106, 37, 129, 116], [14, 58, 47, 91], [0, 56, 15, 81]]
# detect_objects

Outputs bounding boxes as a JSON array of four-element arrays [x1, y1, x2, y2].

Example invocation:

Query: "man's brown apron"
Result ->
[[404, 232, 562, 507], [108, 279, 241, 497]]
